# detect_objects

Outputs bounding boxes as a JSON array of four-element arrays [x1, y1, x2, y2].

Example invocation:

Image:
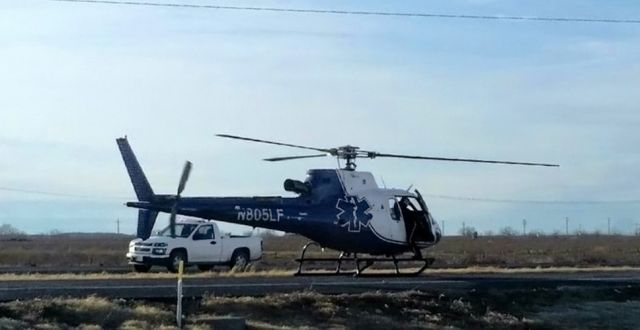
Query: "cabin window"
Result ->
[[193, 225, 214, 240], [388, 199, 401, 221]]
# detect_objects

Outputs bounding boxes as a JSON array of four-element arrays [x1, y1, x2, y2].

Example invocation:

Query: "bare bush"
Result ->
[[459, 226, 477, 238], [0, 224, 24, 236], [499, 226, 519, 236]]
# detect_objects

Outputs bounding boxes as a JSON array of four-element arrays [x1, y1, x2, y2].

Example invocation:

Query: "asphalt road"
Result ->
[[1, 272, 639, 301]]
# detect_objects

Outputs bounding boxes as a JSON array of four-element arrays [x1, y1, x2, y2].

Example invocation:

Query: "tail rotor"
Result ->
[[169, 161, 192, 237]]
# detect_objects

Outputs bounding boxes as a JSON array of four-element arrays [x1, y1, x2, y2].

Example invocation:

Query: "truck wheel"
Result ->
[[133, 264, 151, 273], [197, 265, 213, 271], [168, 250, 188, 273], [230, 250, 249, 271]]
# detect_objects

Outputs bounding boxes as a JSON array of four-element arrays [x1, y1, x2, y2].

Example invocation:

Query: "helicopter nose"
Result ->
[[433, 220, 442, 242]]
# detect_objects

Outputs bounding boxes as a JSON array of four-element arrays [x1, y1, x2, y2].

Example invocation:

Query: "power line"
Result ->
[[422, 193, 640, 205], [2, 185, 638, 205], [50, 0, 640, 24], [0, 187, 129, 201]]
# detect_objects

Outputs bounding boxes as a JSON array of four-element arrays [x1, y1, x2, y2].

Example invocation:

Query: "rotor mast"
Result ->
[[337, 145, 359, 170]]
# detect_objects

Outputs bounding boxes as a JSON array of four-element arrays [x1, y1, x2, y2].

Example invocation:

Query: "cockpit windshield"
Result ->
[[158, 224, 198, 238], [393, 195, 438, 244], [389, 197, 426, 221], [400, 197, 424, 212]]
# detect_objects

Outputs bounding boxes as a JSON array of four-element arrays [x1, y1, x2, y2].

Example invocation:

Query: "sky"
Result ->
[[1, 0, 639, 236]]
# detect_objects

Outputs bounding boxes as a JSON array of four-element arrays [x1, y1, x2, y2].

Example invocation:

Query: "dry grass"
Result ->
[[0, 268, 294, 281], [0, 265, 637, 282], [0, 286, 638, 329], [198, 290, 537, 329], [1, 233, 640, 274], [0, 233, 132, 268], [428, 234, 640, 268], [425, 265, 640, 274], [0, 295, 174, 329]]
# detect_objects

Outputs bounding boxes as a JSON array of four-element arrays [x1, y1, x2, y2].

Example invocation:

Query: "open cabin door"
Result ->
[[414, 189, 439, 243], [396, 190, 438, 245]]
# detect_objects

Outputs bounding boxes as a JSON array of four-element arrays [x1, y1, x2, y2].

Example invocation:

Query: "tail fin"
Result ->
[[116, 136, 155, 202], [137, 210, 159, 239], [117, 137, 159, 238]]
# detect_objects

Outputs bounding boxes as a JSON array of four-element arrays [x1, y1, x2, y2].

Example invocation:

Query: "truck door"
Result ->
[[190, 224, 223, 262]]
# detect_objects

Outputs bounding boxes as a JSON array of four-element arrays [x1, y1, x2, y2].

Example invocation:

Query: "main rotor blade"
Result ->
[[177, 161, 192, 195], [216, 134, 332, 153], [370, 153, 559, 167], [263, 154, 328, 162]]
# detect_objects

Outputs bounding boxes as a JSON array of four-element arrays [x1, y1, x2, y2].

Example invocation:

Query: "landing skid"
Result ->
[[294, 242, 435, 277]]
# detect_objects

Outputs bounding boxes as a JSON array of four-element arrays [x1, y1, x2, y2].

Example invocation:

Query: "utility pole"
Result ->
[[565, 217, 569, 236], [607, 217, 611, 235], [522, 219, 527, 236], [116, 218, 120, 235]]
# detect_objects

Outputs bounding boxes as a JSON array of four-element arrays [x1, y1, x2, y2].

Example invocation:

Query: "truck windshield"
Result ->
[[158, 224, 198, 238]]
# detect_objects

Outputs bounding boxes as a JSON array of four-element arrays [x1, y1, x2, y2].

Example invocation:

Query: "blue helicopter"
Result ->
[[117, 135, 557, 276]]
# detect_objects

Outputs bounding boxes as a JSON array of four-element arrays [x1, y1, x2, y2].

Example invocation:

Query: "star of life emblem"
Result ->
[[335, 195, 373, 232]]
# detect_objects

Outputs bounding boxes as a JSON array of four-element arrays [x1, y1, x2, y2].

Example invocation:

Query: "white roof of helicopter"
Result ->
[[335, 169, 415, 197]]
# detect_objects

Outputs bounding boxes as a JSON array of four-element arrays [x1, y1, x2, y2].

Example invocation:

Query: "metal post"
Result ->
[[607, 217, 611, 235], [116, 218, 120, 235], [176, 260, 184, 328], [565, 217, 569, 236]]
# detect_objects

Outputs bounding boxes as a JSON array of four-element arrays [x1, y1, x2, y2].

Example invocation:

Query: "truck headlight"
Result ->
[[152, 248, 167, 255], [153, 243, 168, 247]]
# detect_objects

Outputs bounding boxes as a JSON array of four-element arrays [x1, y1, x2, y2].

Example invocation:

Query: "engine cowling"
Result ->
[[284, 179, 310, 195]]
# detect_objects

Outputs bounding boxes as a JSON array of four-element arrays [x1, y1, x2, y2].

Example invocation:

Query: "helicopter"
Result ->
[[116, 134, 558, 276]]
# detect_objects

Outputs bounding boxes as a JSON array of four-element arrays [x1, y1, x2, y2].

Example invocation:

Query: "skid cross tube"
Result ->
[[294, 242, 435, 277]]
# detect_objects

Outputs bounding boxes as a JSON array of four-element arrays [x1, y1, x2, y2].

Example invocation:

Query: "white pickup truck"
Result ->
[[126, 219, 262, 273]]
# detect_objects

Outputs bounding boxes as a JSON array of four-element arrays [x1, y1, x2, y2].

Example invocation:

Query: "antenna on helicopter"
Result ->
[[215, 134, 559, 171]]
